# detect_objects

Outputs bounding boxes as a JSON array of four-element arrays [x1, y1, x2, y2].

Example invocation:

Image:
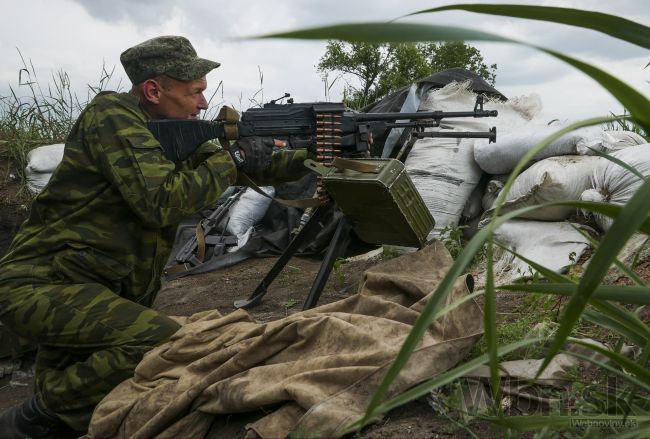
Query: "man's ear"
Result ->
[[141, 79, 162, 104]]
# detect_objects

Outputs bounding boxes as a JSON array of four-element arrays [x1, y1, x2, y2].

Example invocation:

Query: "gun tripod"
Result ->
[[233, 202, 352, 310]]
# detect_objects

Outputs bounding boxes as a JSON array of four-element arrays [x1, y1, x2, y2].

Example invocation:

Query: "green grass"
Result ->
[[276, 264, 303, 285], [0, 55, 121, 190]]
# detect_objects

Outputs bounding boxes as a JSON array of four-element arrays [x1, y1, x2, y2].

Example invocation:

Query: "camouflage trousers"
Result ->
[[0, 278, 180, 432]]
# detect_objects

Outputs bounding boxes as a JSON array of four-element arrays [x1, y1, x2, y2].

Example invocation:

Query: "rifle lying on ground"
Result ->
[[165, 186, 244, 274], [147, 95, 498, 162]]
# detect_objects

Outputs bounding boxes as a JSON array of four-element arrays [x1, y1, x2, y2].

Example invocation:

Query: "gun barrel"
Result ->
[[413, 127, 497, 143], [353, 109, 497, 122]]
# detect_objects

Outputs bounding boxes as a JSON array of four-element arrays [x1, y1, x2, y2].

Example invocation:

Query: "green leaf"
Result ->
[[539, 176, 650, 378], [614, 423, 650, 439], [557, 201, 650, 235], [493, 240, 571, 283], [583, 308, 649, 347], [355, 203, 551, 428], [568, 349, 650, 392], [257, 22, 512, 44], [257, 24, 650, 131], [406, 4, 650, 50], [584, 147, 647, 182], [484, 239, 501, 408], [568, 223, 646, 286], [570, 339, 650, 384], [344, 338, 541, 433], [499, 283, 650, 305], [486, 414, 650, 431]]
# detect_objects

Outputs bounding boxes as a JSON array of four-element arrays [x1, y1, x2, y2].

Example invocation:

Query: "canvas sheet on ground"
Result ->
[[86, 242, 483, 439]]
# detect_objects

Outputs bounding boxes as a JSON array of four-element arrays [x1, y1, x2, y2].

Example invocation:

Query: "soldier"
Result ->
[[0, 36, 312, 437]]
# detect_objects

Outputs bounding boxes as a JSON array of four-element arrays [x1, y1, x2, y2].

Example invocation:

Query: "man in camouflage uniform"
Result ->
[[0, 36, 312, 438]]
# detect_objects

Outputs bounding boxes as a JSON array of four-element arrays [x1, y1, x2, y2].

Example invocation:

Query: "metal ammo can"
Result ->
[[305, 158, 434, 248]]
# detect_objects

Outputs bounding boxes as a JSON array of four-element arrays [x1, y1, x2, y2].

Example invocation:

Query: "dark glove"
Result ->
[[228, 137, 274, 174]]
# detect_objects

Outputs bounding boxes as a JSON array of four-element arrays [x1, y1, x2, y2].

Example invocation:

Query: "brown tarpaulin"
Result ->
[[87, 242, 483, 438]]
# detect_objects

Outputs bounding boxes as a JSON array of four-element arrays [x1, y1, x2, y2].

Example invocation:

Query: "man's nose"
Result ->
[[198, 93, 208, 110]]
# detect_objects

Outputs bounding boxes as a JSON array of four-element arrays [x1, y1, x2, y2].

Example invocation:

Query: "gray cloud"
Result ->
[[1, 0, 647, 121], [70, 0, 173, 25]]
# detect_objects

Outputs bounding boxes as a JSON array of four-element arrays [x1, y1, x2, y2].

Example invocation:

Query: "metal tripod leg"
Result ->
[[233, 204, 331, 309], [302, 215, 352, 310]]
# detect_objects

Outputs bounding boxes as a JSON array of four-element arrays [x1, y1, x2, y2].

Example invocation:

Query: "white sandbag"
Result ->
[[26, 143, 65, 173], [419, 81, 539, 134], [25, 143, 65, 194], [225, 186, 275, 237], [483, 156, 600, 221], [461, 181, 485, 221], [580, 143, 650, 231], [482, 179, 504, 211], [406, 136, 482, 238], [25, 172, 53, 194], [492, 219, 592, 283], [474, 123, 614, 174], [408, 81, 539, 237], [603, 130, 647, 151]]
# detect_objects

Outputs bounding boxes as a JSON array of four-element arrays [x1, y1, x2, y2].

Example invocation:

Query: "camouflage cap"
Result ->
[[120, 35, 220, 85]]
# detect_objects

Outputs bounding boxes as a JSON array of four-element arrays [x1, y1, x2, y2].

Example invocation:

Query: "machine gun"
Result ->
[[152, 95, 499, 308], [147, 95, 498, 162]]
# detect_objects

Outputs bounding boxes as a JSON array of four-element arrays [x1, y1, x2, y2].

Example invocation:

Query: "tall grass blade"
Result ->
[[539, 176, 650, 378], [585, 147, 647, 181], [570, 339, 650, 384], [405, 4, 650, 50], [569, 223, 646, 286], [343, 338, 541, 433], [568, 349, 650, 394], [355, 204, 557, 428], [583, 308, 649, 347], [499, 283, 650, 306], [493, 240, 571, 283], [614, 423, 650, 439], [258, 25, 650, 130], [486, 414, 650, 431], [483, 239, 501, 410]]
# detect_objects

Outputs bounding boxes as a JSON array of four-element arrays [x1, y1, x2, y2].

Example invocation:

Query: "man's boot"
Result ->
[[0, 396, 77, 438]]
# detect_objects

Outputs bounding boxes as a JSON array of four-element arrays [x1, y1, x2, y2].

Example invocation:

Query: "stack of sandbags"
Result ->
[[405, 135, 482, 238], [491, 219, 593, 283], [405, 81, 539, 238], [580, 143, 650, 231], [481, 155, 601, 223], [25, 143, 65, 194], [474, 123, 617, 175]]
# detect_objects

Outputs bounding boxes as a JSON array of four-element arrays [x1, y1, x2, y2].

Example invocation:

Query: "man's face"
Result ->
[[156, 76, 208, 119]]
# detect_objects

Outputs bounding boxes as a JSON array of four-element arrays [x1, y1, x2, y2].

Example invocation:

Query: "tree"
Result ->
[[317, 41, 497, 109]]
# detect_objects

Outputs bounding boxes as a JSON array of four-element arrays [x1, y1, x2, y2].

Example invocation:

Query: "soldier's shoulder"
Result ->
[[89, 91, 142, 115]]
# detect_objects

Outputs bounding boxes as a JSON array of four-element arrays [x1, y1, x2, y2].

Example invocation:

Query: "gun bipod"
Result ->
[[233, 202, 351, 310]]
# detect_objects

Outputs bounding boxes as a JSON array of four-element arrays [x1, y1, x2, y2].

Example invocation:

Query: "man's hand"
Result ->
[[228, 137, 274, 174]]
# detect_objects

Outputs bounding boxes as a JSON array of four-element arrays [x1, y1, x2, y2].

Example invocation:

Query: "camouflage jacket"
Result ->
[[0, 92, 310, 305]]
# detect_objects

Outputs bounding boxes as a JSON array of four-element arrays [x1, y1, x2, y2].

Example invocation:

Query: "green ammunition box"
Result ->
[[305, 158, 434, 248]]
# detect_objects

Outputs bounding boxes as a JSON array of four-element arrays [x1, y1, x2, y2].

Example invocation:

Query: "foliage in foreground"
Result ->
[[262, 4, 650, 437]]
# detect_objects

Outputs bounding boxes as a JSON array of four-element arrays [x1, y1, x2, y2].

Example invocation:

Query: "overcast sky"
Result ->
[[1, 0, 648, 121]]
